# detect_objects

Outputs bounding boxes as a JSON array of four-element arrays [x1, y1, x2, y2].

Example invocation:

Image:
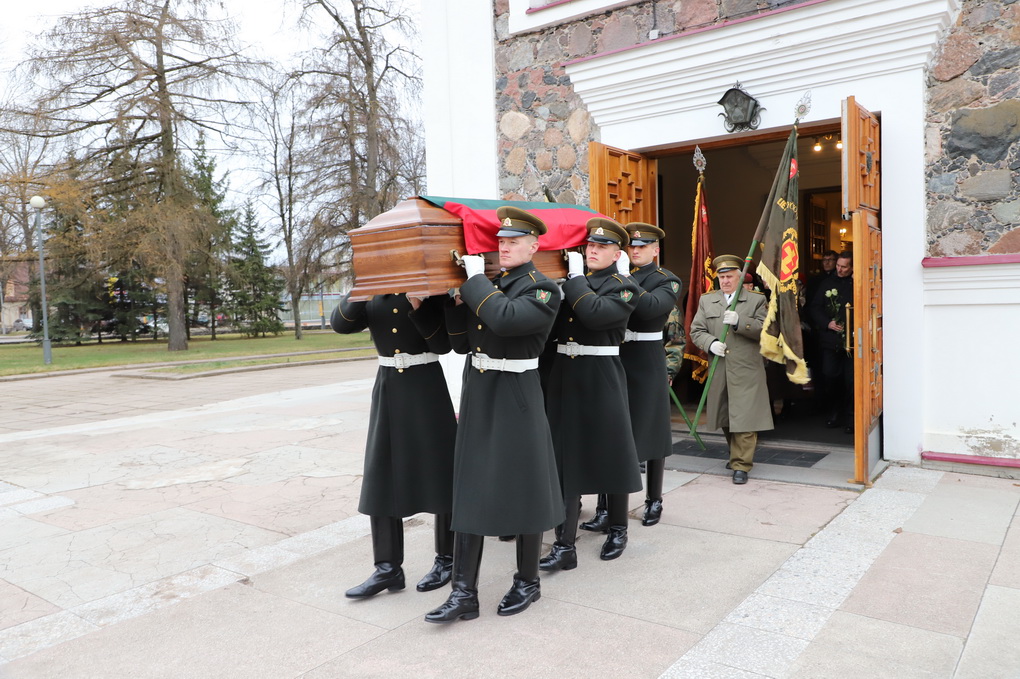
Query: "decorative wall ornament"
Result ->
[[717, 82, 763, 132]]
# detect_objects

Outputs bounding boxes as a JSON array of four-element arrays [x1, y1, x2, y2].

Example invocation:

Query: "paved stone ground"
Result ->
[[1, 360, 1019, 678]]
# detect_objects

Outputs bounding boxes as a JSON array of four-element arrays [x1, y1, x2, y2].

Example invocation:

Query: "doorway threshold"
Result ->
[[667, 430, 874, 491]]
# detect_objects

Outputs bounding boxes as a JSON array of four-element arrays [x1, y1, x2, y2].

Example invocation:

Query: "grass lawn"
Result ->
[[0, 330, 373, 377]]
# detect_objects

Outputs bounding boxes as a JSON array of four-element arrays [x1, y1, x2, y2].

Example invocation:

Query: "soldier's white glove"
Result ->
[[616, 251, 631, 277], [462, 255, 485, 279], [710, 341, 727, 356], [723, 310, 739, 326], [567, 251, 584, 278]]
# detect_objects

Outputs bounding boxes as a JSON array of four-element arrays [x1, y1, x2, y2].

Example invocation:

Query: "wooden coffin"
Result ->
[[348, 197, 568, 301]]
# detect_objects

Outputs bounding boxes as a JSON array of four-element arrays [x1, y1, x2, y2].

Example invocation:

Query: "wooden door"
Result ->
[[588, 142, 658, 224], [842, 97, 883, 486]]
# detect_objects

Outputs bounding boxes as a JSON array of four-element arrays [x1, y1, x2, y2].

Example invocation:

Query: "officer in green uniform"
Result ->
[[542, 217, 643, 571], [331, 293, 456, 597], [425, 206, 563, 623], [690, 254, 774, 484]]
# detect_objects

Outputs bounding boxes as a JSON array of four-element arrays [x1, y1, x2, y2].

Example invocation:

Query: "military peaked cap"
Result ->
[[624, 222, 665, 245], [585, 217, 629, 246], [495, 206, 547, 237], [713, 254, 743, 273]]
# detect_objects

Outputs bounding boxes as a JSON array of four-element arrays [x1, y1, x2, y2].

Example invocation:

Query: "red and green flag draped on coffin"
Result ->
[[419, 196, 602, 254]]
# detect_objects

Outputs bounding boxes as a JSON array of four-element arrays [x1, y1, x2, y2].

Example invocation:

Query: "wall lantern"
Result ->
[[717, 82, 764, 133]]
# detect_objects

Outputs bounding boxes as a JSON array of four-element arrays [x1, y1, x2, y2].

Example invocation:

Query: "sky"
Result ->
[[1, 0, 311, 81]]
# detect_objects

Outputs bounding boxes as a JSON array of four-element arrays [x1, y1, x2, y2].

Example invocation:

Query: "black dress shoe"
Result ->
[[599, 526, 628, 560], [498, 535, 516, 542], [416, 554, 453, 592], [497, 578, 541, 616], [424, 591, 480, 623], [732, 470, 748, 485], [345, 565, 405, 598], [579, 509, 609, 533], [725, 461, 733, 470], [538, 543, 577, 571], [641, 498, 662, 526]]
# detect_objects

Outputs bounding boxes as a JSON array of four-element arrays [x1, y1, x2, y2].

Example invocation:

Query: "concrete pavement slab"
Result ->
[[902, 473, 1020, 545], [785, 611, 963, 678], [989, 514, 1020, 588], [840, 531, 999, 638], [954, 584, 1020, 679]]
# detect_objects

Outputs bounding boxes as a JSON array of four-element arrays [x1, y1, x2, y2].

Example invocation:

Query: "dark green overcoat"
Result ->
[[620, 263, 682, 462], [689, 290, 775, 433], [546, 266, 643, 497], [331, 294, 456, 517], [445, 264, 565, 536]]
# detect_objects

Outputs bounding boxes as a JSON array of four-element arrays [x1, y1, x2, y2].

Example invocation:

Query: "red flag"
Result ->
[[420, 196, 600, 255], [683, 176, 715, 383], [756, 129, 809, 384]]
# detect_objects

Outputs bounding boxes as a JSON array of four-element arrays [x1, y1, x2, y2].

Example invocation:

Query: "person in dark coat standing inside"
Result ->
[[690, 255, 774, 484], [331, 293, 457, 598], [541, 217, 643, 571], [425, 206, 564, 623], [809, 250, 854, 432]]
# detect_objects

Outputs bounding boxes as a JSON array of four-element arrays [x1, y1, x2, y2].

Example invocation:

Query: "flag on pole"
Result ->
[[756, 129, 809, 385], [683, 175, 715, 383]]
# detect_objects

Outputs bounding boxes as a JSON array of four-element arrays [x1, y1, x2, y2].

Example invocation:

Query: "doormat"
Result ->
[[672, 438, 827, 468]]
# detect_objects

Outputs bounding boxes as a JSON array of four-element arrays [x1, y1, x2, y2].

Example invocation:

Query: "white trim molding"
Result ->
[[563, 0, 959, 150]]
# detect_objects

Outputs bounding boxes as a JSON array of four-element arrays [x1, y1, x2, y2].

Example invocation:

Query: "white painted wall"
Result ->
[[421, 0, 501, 406]]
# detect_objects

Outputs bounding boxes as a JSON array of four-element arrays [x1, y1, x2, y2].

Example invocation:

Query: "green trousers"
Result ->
[[723, 429, 757, 472]]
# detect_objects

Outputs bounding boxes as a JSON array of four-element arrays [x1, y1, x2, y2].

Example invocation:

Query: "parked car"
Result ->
[[12, 319, 27, 331]]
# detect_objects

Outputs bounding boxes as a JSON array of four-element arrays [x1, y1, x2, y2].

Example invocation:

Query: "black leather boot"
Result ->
[[424, 533, 483, 623], [600, 494, 629, 560], [417, 513, 453, 592], [642, 459, 664, 526], [540, 495, 579, 572], [579, 493, 608, 533], [498, 533, 542, 616], [346, 516, 405, 598]]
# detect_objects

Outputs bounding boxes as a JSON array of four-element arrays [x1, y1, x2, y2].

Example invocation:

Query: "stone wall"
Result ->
[[491, 0, 809, 204], [926, 0, 1020, 256]]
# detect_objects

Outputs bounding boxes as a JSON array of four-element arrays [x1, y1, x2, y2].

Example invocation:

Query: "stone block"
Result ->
[[970, 46, 1020, 76], [504, 146, 528, 175], [928, 78, 984, 113], [990, 227, 1020, 254], [557, 144, 577, 170], [946, 100, 1020, 163], [932, 33, 982, 81], [535, 151, 553, 172], [499, 111, 531, 141], [544, 128, 564, 147], [678, 0, 719, 28], [930, 228, 985, 257], [927, 172, 959, 196], [960, 169, 1013, 201], [567, 24, 593, 57], [992, 199, 1020, 224], [598, 15, 640, 52], [567, 108, 590, 143]]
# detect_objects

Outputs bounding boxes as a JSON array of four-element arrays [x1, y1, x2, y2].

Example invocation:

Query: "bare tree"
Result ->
[[7, 0, 251, 351]]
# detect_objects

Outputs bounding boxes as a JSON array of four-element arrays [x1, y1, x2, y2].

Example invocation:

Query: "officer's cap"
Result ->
[[495, 206, 547, 238], [624, 222, 665, 245], [585, 217, 629, 246], [713, 254, 743, 273]]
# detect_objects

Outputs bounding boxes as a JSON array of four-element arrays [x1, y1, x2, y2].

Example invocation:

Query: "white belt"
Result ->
[[556, 342, 619, 357], [623, 330, 662, 342], [378, 352, 439, 369], [471, 353, 539, 373]]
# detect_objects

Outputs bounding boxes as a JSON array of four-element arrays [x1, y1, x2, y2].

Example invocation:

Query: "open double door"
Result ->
[[590, 97, 883, 486]]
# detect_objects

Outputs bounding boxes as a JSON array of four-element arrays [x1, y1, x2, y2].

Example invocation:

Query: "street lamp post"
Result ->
[[30, 195, 52, 365]]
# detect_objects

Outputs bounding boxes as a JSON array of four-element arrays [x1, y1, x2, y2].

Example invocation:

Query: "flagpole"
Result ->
[[690, 93, 811, 435]]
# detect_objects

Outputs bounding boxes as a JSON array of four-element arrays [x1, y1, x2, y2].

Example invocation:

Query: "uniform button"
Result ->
[[392, 308, 398, 314], [392, 328, 398, 333], [394, 349, 401, 353], [568, 317, 574, 322], [476, 347, 482, 352], [398, 368, 404, 373], [568, 337, 574, 341], [477, 324, 483, 330]]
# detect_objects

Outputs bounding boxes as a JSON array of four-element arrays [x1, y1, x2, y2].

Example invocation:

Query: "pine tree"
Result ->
[[228, 204, 285, 337]]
